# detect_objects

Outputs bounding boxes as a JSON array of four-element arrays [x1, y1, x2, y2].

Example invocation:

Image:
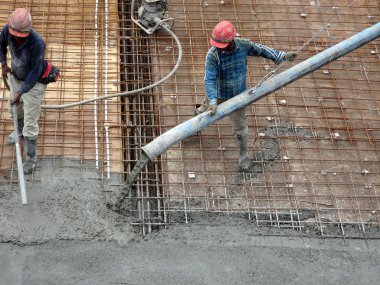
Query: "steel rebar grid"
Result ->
[[0, 0, 379, 237], [0, 1, 125, 182], [118, 0, 165, 234], [122, 0, 380, 237]]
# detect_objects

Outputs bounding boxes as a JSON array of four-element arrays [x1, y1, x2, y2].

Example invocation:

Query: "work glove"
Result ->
[[208, 105, 217, 116], [284, 51, 298, 61], [2, 64, 11, 78], [10, 91, 22, 105]]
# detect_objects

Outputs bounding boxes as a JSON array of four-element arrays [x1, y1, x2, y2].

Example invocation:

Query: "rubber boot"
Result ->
[[23, 138, 37, 174], [237, 135, 251, 172], [6, 119, 24, 145]]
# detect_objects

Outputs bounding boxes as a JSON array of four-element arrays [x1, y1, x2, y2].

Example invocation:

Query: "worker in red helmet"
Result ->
[[0, 8, 48, 174], [195, 20, 298, 171]]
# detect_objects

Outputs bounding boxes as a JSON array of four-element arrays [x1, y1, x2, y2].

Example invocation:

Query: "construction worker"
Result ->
[[195, 20, 298, 171], [0, 8, 47, 174]]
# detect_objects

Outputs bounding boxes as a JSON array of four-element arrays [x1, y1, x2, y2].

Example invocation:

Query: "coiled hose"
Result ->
[[41, 23, 182, 109]]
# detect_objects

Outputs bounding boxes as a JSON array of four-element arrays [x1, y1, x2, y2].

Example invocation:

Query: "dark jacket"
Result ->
[[0, 24, 46, 95]]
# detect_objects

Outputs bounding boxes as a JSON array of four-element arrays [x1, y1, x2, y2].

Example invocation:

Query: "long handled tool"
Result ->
[[4, 74, 27, 205]]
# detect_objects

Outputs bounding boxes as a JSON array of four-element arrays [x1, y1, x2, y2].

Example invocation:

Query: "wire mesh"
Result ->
[[126, 0, 380, 237], [0, 0, 379, 237]]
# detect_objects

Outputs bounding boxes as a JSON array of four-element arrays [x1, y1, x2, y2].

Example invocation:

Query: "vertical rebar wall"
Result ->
[[118, 0, 164, 234]]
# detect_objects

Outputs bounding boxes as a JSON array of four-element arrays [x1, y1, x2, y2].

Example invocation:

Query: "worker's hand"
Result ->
[[1, 64, 11, 78], [208, 105, 217, 116], [284, 51, 298, 61], [10, 91, 22, 105]]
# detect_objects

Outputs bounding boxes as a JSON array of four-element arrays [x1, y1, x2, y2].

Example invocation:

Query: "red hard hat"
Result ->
[[9, 8, 32, 38], [210, 20, 237, 49]]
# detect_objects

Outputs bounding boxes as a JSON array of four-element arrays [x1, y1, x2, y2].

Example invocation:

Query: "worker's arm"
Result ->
[[243, 39, 287, 64], [0, 25, 12, 78], [204, 50, 219, 107], [0, 25, 9, 66]]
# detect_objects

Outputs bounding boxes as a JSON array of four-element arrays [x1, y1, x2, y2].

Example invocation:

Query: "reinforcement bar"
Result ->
[[142, 22, 380, 161]]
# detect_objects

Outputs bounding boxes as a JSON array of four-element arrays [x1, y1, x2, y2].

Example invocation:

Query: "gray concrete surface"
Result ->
[[0, 158, 135, 246], [0, 221, 379, 285], [0, 158, 379, 285]]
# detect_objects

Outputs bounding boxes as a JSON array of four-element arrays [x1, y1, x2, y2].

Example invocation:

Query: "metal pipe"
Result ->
[[142, 22, 380, 161], [5, 75, 27, 205], [104, 0, 111, 178], [12, 105, 27, 205], [93, 0, 100, 170]]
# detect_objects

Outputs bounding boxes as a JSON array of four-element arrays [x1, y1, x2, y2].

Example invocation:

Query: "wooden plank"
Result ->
[[0, 0, 123, 174]]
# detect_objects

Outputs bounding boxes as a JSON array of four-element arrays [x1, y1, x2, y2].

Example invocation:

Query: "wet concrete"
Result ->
[[1, 158, 379, 284], [253, 123, 314, 162], [233, 123, 314, 183], [109, 151, 151, 214], [0, 158, 135, 246], [0, 217, 379, 285]]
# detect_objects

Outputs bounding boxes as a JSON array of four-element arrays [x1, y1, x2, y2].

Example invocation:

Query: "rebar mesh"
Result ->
[[0, 0, 379, 237], [127, 0, 380, 236]]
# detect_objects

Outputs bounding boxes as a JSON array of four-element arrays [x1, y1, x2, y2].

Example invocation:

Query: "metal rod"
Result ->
[[6, 75, 27, 205], [12, 105, 27, 205]]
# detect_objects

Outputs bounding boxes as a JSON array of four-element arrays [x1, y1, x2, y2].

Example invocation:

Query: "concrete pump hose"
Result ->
[[41, 23, 182, 109]]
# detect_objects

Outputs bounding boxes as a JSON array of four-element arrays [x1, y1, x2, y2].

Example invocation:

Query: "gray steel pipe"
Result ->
[[142, 22, 380, 160], [6, 75, 27, 204]]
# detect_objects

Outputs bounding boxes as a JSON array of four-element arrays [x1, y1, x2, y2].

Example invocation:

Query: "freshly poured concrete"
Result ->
[[0, 217, 379, 285], [0, 158, 135, 246], [0, 159, 379, 284]]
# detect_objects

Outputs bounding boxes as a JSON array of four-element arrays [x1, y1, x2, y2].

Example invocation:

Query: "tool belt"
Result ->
[[38, 61, 60, 84]]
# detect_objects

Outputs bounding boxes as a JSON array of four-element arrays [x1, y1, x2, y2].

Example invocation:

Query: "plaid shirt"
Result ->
[[204, 38, 286, 105]]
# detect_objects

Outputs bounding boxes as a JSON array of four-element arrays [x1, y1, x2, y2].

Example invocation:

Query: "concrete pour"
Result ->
[[0, 158, 135, 246], [0, 216, 379, 285], [1, 158, 379, 285]]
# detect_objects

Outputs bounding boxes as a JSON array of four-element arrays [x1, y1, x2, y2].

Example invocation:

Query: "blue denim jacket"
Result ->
[[204, 38, 286, 105], [0, 25, 46, 95]]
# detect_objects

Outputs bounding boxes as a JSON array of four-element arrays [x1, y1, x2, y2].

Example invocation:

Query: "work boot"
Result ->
[[6, 119, 24, 145], [23, 138, 37, 174], [237, 135, 251, 172]]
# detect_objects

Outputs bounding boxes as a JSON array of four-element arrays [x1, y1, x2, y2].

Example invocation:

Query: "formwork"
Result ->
[[0, 0, 379, 237]]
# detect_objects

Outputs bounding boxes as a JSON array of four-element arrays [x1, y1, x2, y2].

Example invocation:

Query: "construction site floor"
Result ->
[[0, 0, 379, 283], [1, 220, 379, 285], [0, 157, 378, 284]]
